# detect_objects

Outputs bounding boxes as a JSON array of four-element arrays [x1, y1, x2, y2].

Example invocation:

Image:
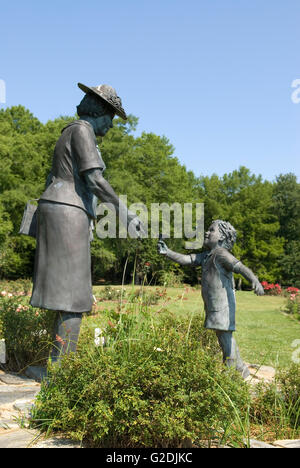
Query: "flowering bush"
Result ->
[[96, 286, 168, 307], [286, 286, 300, 295], [97, 286, 127, 302], [261, 281, 282, 296], [0, 278, 32, 296], [0, 290, 55, 371], [284, 289, 300, 320], [131, 287, 168, 306], [261, 281, 300, 319]]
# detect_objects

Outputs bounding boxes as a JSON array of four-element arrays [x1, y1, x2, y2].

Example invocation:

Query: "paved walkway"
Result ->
[[0, 365, 299, 448], [0, 369, 81, 448]]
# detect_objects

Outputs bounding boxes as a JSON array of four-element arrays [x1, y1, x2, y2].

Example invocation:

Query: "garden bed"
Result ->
[[1, 281, 299, 447]]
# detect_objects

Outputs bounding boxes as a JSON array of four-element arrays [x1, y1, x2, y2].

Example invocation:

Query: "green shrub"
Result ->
[[130, 287, 168, 306], [156, 269, 184, 287], [97, 286, 126, 302], [96, 286, 168, 307], [250, 364, 300, 435], [250, 381, 285, 428], [277, 364, 300, 429], [0, 292, 55, 371], [31, 310, 250, 448], [284, 294, 300, 321], [0, 278, 32, 296]]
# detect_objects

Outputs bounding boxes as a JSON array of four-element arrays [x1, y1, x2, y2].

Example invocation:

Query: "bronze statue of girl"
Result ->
[[158, 219, 264, 379]]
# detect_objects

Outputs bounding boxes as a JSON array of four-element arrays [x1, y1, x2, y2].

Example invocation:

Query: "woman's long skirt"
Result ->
[[30, 201, 93, 313]]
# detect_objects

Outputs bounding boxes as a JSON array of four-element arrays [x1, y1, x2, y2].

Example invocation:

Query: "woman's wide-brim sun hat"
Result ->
[[78, 82, 127, 120]]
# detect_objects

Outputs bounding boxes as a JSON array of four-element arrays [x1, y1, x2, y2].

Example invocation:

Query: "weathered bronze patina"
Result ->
[[158, 220, 264, 379], [30, 83, 144, 364]]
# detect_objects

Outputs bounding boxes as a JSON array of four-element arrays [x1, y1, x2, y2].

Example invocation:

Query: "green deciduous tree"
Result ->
[[0, 106, 73, 278], [197, 167, 285, 284], [0, 106, 298, 286], [273, 174, 300, 286], [97, 119, 199, 283]]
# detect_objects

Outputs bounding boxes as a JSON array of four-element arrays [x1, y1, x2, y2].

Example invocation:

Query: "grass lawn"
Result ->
[[235, 291, 300, 369], [91, 285, 300, 369]]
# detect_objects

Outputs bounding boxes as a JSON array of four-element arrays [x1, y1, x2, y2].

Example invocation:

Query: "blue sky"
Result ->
[[1, 0, 300, 181]]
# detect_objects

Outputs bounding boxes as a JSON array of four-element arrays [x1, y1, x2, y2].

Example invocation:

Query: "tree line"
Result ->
[[0, 106, 299, 287]]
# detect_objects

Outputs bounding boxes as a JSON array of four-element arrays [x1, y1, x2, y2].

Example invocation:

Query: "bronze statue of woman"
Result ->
[[30, 83, 144, 366]]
